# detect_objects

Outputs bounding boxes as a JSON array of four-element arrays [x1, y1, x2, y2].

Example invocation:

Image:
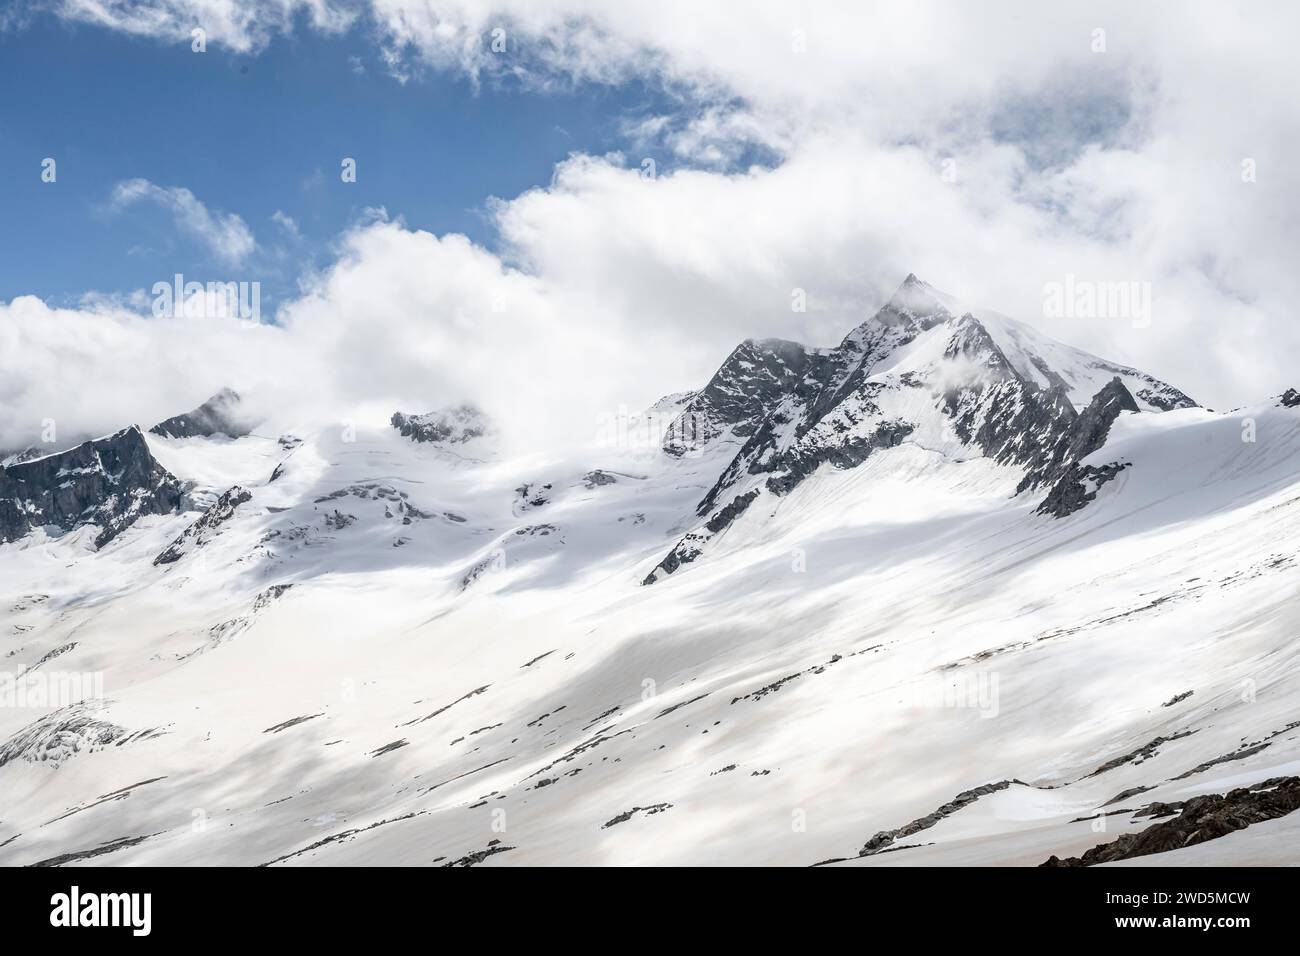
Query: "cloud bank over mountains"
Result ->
[[3, 2, 1297, 450]]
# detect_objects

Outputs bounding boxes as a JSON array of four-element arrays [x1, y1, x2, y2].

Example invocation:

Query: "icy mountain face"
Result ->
[[391, 404, 491, 445], [150, 387, 254, 440], [3, 275, 1300, 870], [0, 425, 182, 548], [646, 277, 1191, 583]]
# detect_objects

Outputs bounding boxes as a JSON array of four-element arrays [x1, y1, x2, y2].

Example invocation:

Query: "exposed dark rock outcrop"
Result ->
[[601, 803, 673, 828], [314, 483, 440, 524], [763, 419, 915, 496], [0, 426, 183, 548], [1280, 388, 1300, 408], [391, 404, 489, 444], [154, 484, 252, 565], [28, 833, 159, 867], [731, 653, 843, 704], [1082, 729, 1196, 778], [441, 839, 515, 867], [1036, 461, 1129, 518], [1135, 384, 1197, 411], [263, 713, 322, 734], [1019, 377, 1139, 491], [642, 489, 759, 584], [1027, 378, 1140, 517], [150, 387, 253, 439], [515, 482, 552, 510], [860, 780, 1023, 856], [582, 469, 617, 488], [1041, 776, 1300, 866]]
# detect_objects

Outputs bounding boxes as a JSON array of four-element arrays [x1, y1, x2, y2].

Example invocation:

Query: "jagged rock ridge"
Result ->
[[391, 405, 490, 445]]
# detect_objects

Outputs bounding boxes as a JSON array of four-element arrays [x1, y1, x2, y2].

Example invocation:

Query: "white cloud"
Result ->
[[45, 0, 357, 53], [110, 179, 257, 267], [4, 2, 1299, 449], [0, 293, 288, 451], [271, 209, 301, 240]]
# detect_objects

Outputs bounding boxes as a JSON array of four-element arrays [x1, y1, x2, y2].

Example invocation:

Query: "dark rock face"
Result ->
[[1036, 462, 1129, 518], [154, 485, 252, 565], [1026, 377, 1140, 517], [764, 419, 915, 496], [1041, 776, 1300, 866], [150, 387, 252, 439], [1280, 388, 1300, 408], [0, 426, 183, 548], [391, 404, 488, 444], [663, 338, 839, 456], [1065, 377, 1139, 460]]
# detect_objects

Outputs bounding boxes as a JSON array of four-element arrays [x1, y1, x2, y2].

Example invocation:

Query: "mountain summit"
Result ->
[[645, 276, 1194, 583], [151, 387, 255, 440]]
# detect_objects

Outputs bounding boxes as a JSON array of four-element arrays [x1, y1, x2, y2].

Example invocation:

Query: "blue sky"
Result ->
[[0, 14, 675, 311]]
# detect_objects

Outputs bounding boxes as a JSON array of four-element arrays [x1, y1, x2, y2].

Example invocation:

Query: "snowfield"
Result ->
[[2, 278, 1298, 867]]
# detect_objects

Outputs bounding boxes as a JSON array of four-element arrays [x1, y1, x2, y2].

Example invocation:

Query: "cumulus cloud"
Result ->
[[0, 214, 655, 454], [0, 292, 289, 451], [110, 179, 257, 267]]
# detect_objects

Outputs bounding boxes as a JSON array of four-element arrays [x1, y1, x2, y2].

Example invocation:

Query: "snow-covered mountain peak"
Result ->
[[150, 386, 256, 440], [645, 276, 1212, 586], [877, 272, 955, 327], [838, 274, 955, 353], [889, 282, 1198, 413]]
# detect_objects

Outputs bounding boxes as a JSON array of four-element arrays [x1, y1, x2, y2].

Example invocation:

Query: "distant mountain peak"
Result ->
[[151, 387, 255, 440], [870, 273, 954, 331], [391, 404, 491, 445]]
